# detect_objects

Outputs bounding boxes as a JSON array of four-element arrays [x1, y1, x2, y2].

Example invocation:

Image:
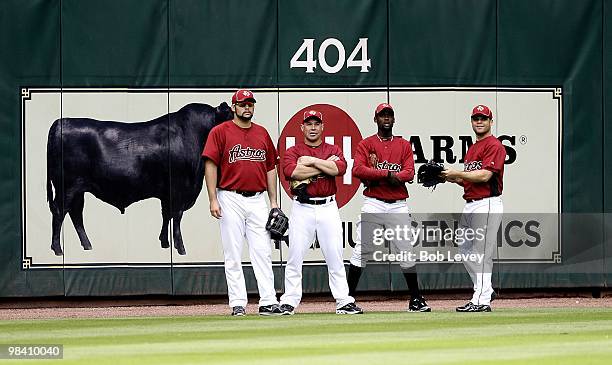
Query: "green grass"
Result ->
[[1, 309, 612, 364]]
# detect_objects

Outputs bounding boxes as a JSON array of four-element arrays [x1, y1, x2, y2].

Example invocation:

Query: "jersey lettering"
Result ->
[[464, 160, 483, 172], [228, 144, 267, 163], [376, 160, 401, 172]]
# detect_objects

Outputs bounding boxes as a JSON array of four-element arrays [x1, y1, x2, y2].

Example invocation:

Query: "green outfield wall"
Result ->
[[0, 0, 610, 297]]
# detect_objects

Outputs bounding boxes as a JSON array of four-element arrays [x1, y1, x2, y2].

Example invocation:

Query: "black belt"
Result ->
[[465, 195, 499, 203], [297, 196, 334, 205], [374, 197, 404, 204], [224, 190, 263, 197]]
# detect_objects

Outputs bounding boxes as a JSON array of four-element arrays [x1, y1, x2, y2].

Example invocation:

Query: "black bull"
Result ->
[[46, 102, 232, 256]]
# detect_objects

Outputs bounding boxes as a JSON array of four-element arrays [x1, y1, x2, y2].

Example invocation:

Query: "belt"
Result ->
[[296, 196, 335, 205], [224, 190, 264, 197], [465, 195, 499, 203], [374, 197, 405, 204]]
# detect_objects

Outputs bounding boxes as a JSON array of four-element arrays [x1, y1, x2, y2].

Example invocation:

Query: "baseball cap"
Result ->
[[303, 109, 323, 123], [375, 103, 394, 116], [232, 89, 256, 104], [471, 104, 493, 119]]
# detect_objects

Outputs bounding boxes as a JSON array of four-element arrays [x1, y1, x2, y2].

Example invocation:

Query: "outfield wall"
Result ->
[[0, 0, 610, 297]]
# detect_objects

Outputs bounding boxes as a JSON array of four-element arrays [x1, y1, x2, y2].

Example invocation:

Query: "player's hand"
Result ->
[[387, 172, 403, 187], [327, 155, 340, 162], [441, 168, 460, 182], [209, 199, 222, 219], [297, 156, 317, 166]]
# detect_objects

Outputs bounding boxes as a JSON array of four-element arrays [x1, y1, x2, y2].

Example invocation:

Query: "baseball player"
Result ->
[[279, 110, 362, 315], [441, 104, 505, 312], [346, 103, 431, 312], [202, 89, 282, 316]]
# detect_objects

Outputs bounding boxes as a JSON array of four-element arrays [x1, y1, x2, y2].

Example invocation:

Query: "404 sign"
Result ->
[[290, 38, 371, 73]]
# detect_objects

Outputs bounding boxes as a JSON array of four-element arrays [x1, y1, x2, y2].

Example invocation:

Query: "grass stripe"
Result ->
[[1, 309, 611, 364]]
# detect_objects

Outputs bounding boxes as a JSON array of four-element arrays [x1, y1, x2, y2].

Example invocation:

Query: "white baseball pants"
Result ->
[[459, 196, 503, 306], [280, 197, 354, 309], [217, 190, 278, 308], [350, 197, 416, 270]]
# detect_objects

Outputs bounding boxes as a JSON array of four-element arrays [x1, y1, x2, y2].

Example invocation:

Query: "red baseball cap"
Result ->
[[375, 103, 394, 116], [232, 89, 256, 104], [471, 104, 493, 118], [303, 109, 323, 122]]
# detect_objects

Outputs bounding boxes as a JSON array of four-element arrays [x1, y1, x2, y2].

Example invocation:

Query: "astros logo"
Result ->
[[278, 104, 363, 208], [476, 105, 484, 111]]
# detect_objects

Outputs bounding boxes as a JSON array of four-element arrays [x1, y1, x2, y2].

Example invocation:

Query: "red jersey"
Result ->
[[202, 120, 278, 192], [352, 135, 415, 201], [462, 135, 505, 200], [282, 142, 347, 198]]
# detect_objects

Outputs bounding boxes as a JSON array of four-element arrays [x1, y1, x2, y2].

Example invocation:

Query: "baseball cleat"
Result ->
[[231, 306, 246, 316], [279, 304, 295, 315], [258, 304, 283, 316], [456, 302, 474, 312], [408, 296, 432, 312], [456, 302, 492, 312], [336, 302, 363, 315]]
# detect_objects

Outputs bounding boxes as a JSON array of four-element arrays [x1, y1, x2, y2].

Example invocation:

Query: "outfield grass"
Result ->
[[1, 308, 612, 364]]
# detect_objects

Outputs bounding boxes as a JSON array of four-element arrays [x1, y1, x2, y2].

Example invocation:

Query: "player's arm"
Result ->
[[291, 164, 323, 179], [395, 141, 415, 183], [446, 175, 465, 186], [204, 159, 222, 219], [202, 128, 222, 218], [442, 168, 492, 183], [352, 143, 387, 181], [266, 167, 279, 209], [313, 146, 347, 177], [265, 135, 280, 209], [284, 147, 321, 180], [292, 154, 342, 177], [307, 156, 343, 176]]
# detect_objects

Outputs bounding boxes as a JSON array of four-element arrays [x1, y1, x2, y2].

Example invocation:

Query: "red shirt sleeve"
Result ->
[[396, 141, 415, 182], [282, 146, 299, 180], [331, 145, 347, 176], [352, 141, 387, 181], [482, 141, 506, 174], [265, 132, 279, 172], [202, 126, 222, 165]]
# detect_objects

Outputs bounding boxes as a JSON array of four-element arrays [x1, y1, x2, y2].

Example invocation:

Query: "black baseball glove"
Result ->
[[265, 208, 289, 241], [417, 160, 445, 189]]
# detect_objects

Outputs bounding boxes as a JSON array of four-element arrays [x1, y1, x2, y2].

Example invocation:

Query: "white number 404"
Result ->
[[290, 38, 371, 74]]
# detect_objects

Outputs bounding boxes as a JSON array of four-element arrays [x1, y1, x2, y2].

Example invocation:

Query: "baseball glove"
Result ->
[[417, 160, 445, 189], [290, 177, 315, 191], [265, 208, 289, 241]]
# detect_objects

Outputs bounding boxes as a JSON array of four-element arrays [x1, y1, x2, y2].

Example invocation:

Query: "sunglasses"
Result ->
[[236, 102, 254, 108], [471, 115, 490, 121]]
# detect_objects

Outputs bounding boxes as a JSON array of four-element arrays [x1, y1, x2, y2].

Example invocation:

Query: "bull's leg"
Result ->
[[50, 205, 66, 256], [172, 211, 186, 255], [68, 193, 92, 250], [159, 203, 171, 249]]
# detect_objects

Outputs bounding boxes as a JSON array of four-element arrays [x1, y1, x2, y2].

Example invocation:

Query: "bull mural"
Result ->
[[46, 102, 233, 256]]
